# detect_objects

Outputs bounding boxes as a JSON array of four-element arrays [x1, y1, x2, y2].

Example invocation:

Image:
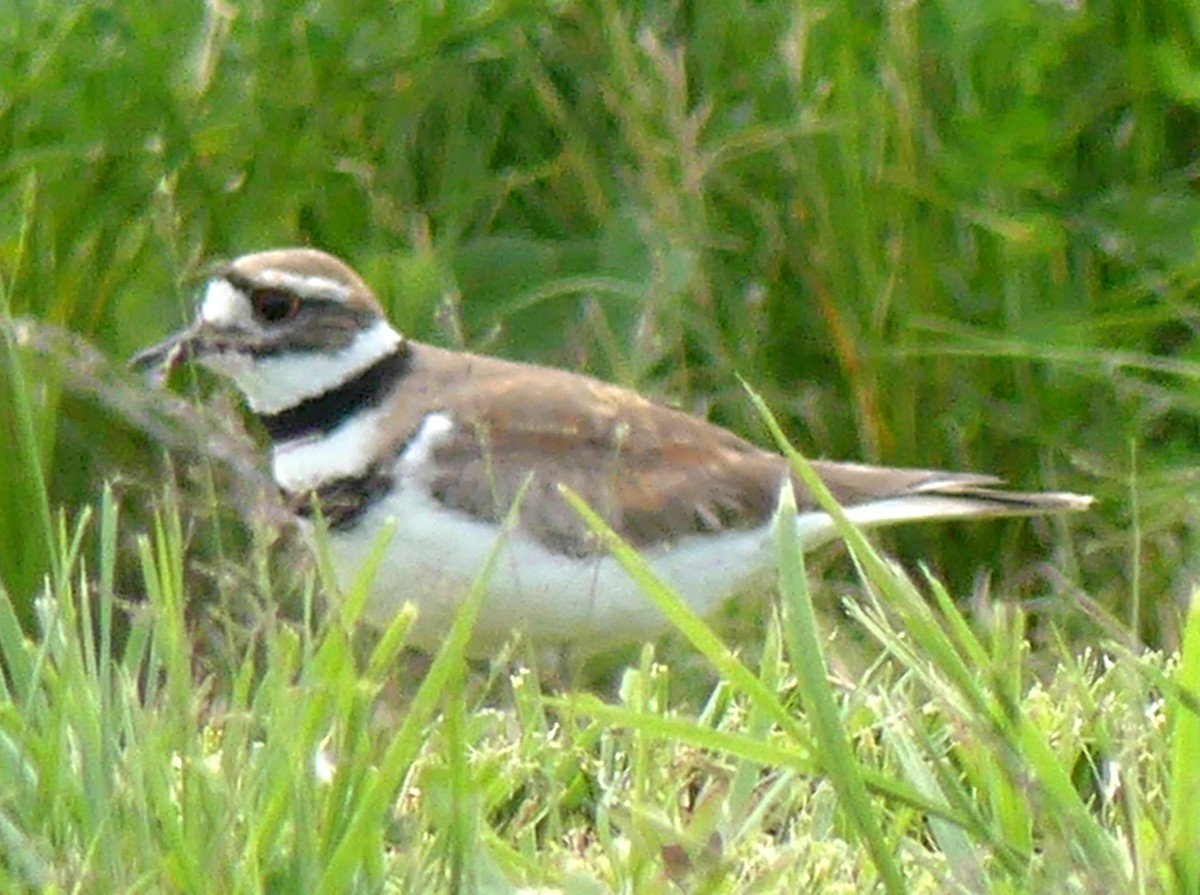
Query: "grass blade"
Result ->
[[773, 479, 906, 895]]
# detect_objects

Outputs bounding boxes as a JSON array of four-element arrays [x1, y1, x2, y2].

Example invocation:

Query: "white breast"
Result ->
[[307, 411, 779, 655], [298, 413, 1005, 655], [320, 482, 779, 655], [271, 405, 387, 492]]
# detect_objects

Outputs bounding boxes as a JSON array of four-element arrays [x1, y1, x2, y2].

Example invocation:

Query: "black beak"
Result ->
[[129, 322, 202, 375]]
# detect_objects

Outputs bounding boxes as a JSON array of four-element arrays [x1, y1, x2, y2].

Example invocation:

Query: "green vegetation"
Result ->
[[0, 0, 1197, 891]]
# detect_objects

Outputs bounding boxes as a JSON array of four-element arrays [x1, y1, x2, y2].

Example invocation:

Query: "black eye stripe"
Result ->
[[213, 274, 376, 323], [207, 290, 384, 358]]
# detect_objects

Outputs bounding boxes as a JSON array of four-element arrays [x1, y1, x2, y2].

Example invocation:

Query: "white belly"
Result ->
[[320, 483, 778, 656], [279, 412, 850, 656]]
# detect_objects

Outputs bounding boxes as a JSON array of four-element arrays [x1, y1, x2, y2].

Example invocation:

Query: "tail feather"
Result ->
[[794, 466, 1093, 549], [912, 481, 1094, 514]]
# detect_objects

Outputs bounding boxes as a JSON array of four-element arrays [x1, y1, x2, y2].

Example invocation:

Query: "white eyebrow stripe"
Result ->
[[250, 270, 351, 302]]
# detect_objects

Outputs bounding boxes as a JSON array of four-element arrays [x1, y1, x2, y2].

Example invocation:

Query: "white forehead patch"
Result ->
[[200, 278, 253, 328]]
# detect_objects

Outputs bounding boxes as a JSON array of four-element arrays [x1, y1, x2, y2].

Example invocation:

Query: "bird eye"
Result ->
[[251, 288, 300, 324]]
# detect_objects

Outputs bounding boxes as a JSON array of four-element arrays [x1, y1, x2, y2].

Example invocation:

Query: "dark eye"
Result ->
[[251, 288, 301, 324]]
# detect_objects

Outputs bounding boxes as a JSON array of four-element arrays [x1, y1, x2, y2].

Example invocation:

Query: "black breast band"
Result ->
[[257, 347, 410, 443]]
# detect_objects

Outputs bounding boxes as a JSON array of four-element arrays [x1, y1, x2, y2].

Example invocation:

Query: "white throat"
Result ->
[[200, 318, 402, 415]]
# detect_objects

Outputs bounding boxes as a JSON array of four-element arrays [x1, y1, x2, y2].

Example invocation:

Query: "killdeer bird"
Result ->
[[132, 248, 1092, 655]]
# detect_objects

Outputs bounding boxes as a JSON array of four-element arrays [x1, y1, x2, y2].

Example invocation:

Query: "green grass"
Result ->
[[0, 472, 1190, 892], [1, 0, 1199, 891]]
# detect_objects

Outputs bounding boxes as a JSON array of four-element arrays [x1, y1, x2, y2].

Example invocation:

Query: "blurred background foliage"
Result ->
[[1, 0, 1198, 647]]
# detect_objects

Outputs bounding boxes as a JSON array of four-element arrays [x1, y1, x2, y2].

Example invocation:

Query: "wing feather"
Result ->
[[377, 343, 1089, 557]]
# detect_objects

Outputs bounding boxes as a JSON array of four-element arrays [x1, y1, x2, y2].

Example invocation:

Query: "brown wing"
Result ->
[[381, 343, 1090, 558], [424, 374, 786, 556], [374, 344, 786, 557]]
